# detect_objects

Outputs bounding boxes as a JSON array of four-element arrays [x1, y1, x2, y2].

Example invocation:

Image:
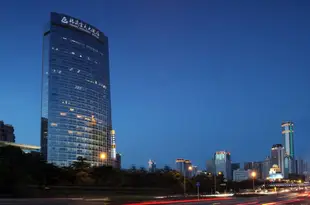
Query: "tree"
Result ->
[[71, 156, 90, 171]]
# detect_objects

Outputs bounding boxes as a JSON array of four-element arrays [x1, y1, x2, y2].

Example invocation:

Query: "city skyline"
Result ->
[[1, 0, 310, 168]]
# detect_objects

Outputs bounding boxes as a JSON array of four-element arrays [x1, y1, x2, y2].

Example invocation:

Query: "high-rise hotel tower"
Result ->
[[41, 12, 114, 167]]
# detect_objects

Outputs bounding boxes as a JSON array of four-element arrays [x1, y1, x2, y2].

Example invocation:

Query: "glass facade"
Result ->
[[40, 12, 113, 167], [281, 121, 295, 174], [214, 151, 232, 180]]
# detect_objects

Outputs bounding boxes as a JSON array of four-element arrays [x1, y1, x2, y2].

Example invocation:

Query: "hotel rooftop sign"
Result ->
[[51, 12, 104, 42]]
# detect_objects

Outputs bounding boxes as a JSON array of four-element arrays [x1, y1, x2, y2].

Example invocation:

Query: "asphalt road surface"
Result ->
[[181, 193, 310, 205], [0, 193, 310, 205]]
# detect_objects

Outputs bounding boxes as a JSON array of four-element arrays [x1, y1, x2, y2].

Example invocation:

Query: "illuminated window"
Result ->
[[71, 52, 75, 55], [76, 132, 82, 136], [51, 123, 57, 127], [68, 130, 73, 134], [77, 115, 82, 118], [60, 112, 67, 116], [70, 108, 74, 111]]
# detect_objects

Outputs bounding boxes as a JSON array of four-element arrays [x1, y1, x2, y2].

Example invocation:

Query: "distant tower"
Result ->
[[175, 158, 192, 177], [111, 130, 116, 160], [148, 159, 156, 172], [282, 121, 295, 177], [214, 151, 232, 180], [271, 144, 284, 176]]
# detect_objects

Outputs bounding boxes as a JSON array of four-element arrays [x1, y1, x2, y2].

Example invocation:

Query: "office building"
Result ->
[[244, 161, 263, 179], [282, 121, 295, 177], [206, 159, 215, 173], [262, 156, 271, 180], [296, 158, 304, 175], [233, 169, 251, 182], [231, 163, 240, 180], [271, 144, 284, 176], [244, 162, 253, 170], [176, 158, 192, 177], [214, 151, 231, 180], [41, 12, 113, 167], [0, 121, 15, 142], [114, 153, 121, 169], [176, 158, 185, 173], [148, 159, 156, 172]]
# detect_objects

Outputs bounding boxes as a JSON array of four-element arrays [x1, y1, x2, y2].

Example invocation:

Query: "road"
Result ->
[[180, 193, 310, 205], [0, 193, 309, 205]]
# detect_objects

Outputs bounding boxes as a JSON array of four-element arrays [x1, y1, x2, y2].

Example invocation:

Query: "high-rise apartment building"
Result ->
[[271, 144, 284, 176], [214, 151, 231, 180], [41, 12, 113, 167], [0, 121, 15, 142], [282, 121, 295, 176]]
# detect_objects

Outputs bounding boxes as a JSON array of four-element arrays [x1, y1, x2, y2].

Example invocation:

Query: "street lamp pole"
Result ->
[[184, 162, 186, 196], [183, 164, 192, 196], [214, 173, 216, 194], [251, 171, 256, 192]]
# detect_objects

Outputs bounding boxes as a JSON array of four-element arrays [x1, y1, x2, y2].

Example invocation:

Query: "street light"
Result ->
[[251, 171, 256, 192], [184, 165, 193, 196]]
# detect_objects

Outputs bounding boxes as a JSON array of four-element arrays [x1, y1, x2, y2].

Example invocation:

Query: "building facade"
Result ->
[[148, 159, 156, 172], [114, 153, 121, 169], [244, 161, 263, 179], [176, 158, 192, 177], [41, 12, 113, 167], [0, 121, 15, 142], [206, 159, 215, 174], [262, 156, 271, 180], [296, 158, 304, 175], [231, 163, 241, 180], [282, 121, 295, 176], [214, 151, 231, 180], [233, 169, 251, 182], [271, 144, 284, 176]]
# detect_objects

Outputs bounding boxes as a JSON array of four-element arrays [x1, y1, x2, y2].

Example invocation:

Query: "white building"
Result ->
[[233, 169, 251, 182]]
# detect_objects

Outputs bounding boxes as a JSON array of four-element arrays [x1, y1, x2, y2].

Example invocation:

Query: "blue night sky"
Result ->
[[0, 0, 310, 169]]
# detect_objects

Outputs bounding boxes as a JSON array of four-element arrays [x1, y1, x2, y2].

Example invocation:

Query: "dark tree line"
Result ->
[[0, 146, 272, 197]]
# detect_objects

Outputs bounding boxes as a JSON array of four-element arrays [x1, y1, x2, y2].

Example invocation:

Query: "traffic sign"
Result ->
[[196, 182, 200, 187]]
